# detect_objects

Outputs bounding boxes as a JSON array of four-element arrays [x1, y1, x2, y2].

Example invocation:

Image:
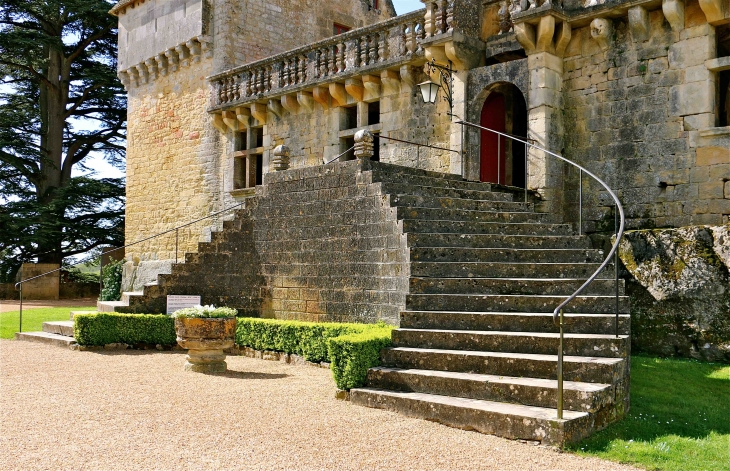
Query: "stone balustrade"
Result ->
[[208, 10, 427, 110]]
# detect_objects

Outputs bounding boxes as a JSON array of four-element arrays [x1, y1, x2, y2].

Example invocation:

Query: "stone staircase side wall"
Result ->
[[120, 160, 410, 325]]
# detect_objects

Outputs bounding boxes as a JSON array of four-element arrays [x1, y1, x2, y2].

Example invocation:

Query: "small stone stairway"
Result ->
[[14, 315, 79, 348], [350, 167, 630, 447]]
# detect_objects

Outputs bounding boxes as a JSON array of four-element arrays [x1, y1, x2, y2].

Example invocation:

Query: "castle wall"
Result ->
[[560, 1, 729, 231]]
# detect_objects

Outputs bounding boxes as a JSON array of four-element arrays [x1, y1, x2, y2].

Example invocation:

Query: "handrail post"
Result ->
[[497, 134, 500, 185], [615, 204, 619, 338], [524, 142, 528, 204], [175, 228, 179, 264], [579, 169, 583, 236], [557, 308, 564, 419], [19, 283, 23, 333]]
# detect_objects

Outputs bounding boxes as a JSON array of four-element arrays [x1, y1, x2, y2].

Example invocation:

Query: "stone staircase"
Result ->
[[349, 166, 630, 447], [15, 319, 77, 348]]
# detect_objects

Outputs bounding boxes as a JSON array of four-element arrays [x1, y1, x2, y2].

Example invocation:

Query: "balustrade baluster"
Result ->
[[361, 36, 370, 66], [257, 69, 265, 94], [234, 75, 241, 101], [267, 66, 273, 92], [446, 0, 454, 33], [336, 43, 345, 73], [299, 56, 307, 83], [416, 22, 425, 52], [379, 31, 388, 61], [329, 45, 337, 73], [369, 33, 379, 63]]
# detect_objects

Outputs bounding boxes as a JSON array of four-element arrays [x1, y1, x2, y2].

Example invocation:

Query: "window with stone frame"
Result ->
[[717, 24, 730, 127], [333, 23, 351, 35], [233, 127, 264, 189]]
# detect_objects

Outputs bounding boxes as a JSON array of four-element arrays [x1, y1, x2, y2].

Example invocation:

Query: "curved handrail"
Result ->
[[456, 120, 625, 321]]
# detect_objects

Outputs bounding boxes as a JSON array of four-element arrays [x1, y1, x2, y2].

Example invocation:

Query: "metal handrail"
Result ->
[[12, 201, 248, 332], [456, 120, 625, 420]]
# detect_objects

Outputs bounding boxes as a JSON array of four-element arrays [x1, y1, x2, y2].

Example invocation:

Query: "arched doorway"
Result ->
[[479, 84, 527, 188]]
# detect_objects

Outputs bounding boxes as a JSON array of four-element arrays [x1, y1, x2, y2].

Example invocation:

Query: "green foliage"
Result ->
[[235, 318, 394, 372], [74, 313, 176, 346], [570, 356, 730, 471], [172, 305, 238, 319], [0, 0, 126, 280], [327, 329, 393, 390], [99, 257, 123, 301], [0, 306, 96, 339], [64, 268, 100, 284]]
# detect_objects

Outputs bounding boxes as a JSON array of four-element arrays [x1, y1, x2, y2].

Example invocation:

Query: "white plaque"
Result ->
[[167, 295, 202, 315]]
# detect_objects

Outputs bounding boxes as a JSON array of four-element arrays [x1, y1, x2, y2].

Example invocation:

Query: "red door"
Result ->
[[480, 92, 506, 184]]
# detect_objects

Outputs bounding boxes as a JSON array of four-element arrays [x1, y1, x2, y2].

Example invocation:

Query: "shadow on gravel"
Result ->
[[208, 370, 290, 380]]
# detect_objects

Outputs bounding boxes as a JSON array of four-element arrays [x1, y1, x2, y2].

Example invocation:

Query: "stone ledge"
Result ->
[[705, 56, 730, 72], [699, 126, 730, 138]]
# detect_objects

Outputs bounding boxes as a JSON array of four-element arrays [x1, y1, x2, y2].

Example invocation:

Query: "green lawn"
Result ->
[[0, 306, 96, 339], [570, 355, 730, 471]]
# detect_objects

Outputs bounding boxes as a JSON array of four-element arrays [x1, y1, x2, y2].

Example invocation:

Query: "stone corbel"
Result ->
[[312, 86, 331, 110], [155, 54, 169, 76], [698, 0, 726, 24], [629, 6, 651, 42], [236, 106, 251, 127], [175, 44, 191, 68], [662, 0, 685, 31], [212, 113, 228, 132], [197, 36, 213, 59], [222, 111, 239, 131], [144, 58, 158, 81], [268, 99, 283, 119], [187, 39, 202, 63], [381, 70, 401, 96], [399, 65, 416, 92], [425, 44, 449, 66], [135, 63, 149, 84], [555, 22, 572, 57], [297, 91, 315, 112], [165, 48, 180, 73], [362, 75, 381, 102], [345, 78, 364, 102], [514, 22, 537, 55], [127, 67, 140, 87], [536, 16, 556, 54], [117, 70, 131, 90], [281, 95, 300, 114], [250, 102, 268, 124], [329, 82, 348, 107], [590, 18, 613, 51]]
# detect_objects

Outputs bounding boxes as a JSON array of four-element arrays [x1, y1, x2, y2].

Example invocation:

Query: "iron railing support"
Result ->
[[557, 308, 564, 419]]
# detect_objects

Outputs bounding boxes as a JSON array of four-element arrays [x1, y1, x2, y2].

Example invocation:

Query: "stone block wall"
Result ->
[[561, 0, 729, 231], [16, 264, 60, 300]]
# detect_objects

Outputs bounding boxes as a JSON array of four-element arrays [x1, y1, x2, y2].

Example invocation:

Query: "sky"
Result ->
[[78, 0, 426, 181]]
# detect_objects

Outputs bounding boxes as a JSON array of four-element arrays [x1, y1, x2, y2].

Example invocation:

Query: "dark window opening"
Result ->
[[255, 154, 263, 186], [252, 127, 264, 148], [334, 23, 351, 35], [372, 133, 380, 162], [719, 25, 730, 127], [342, 105, 358, 130], [233, 157, 246, 190], [236, 131, 247, 152], [342, 136, 355, 161], [367, 101, 380, 126]]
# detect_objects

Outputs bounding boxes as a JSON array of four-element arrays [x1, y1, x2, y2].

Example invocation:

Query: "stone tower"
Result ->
[[111, 0, 395, 289]]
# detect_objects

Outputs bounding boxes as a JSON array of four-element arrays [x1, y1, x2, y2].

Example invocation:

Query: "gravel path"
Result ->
[[0, 340, 639, 471]]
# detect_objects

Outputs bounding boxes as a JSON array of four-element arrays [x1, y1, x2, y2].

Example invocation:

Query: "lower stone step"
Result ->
[[350, 388, 593, 446], [400, 311, 631, 335], [402, 219, 573, 236], [97, 300, 128, 312], [366, 367, 614, 413], [409, 248, 603, 264], [410, 261, 615, 279], [409, 277, 624, 296], [42, 321, 74, 337], [392, 329, 629, 358], [382, 347, 626, 384], [406, 233, 592, 249], [15, 331, 76, 348], [405, 294, 630, 314]]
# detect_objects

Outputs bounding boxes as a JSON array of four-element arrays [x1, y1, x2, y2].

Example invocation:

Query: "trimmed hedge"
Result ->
[[74, 313, 176, 346], [236, 318, 387, 363], [327, 328, 392, 390]]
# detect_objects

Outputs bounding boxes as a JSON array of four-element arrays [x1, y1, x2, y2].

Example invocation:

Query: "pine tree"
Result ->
[[0, 0, 125, 281]]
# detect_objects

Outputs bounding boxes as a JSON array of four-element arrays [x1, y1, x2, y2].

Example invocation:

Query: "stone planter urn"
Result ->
[[175, 317, 237, 373]]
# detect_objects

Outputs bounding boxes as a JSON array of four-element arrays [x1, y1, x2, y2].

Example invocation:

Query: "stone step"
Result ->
[[397, 207, 555, 224], [121, 291, 144, 304], [390, 194, 533, 213], [15, 331, 76, 348], [364, 161, 466, 182], [42, 321, 74, 337], [406, 233, 592, 249], [405, 294, 630, 313], [381, 347, 626, 384], [410, 248, 604, 264], [402, 219, 573, 236], [366, 367, 614, 413], [349, 388, 592, 446], [410, 261, 615, 279], [379, 183, 513, 202], [97, 300, 128, 312], [392, 329, 629, 358], [409, 277, 624, 296], [370, 172, 505, 194], [400, 311, 630, 335]]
